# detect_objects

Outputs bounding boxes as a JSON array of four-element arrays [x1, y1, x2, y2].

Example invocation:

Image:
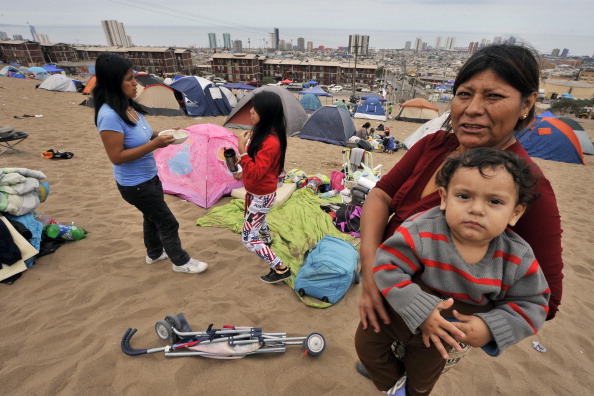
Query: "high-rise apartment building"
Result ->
[[435, 36, 442, 50], [414, 37, 423, 52], [101, 20, 132, 47], [561, 48, 569, 58], [493, 36, 502, 44], [223, 33, 231, 50], [297, 37, 305, 51], [307, 41, 313, 51], [405, 41, 411, 50], [35, 34, 50, 43], [348, 34, 369, 55], [233, 40, 243, 52], [13, 34, 24, 40], [208, 33, 217, 49], [0, 31, 8, 40], [29, 25, 37, 41], [551, 48, 560, 57], [445, 36, 455, 50]]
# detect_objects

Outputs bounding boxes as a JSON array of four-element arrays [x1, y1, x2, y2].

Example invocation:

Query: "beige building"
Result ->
[[542, 78, 594, 99]]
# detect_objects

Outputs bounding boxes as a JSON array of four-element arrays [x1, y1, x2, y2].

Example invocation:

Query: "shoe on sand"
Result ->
[[260, 267, 291, 283], [172, 258, 208, 274], [356, 361, 370, 379], [146, 251, 168, 265]]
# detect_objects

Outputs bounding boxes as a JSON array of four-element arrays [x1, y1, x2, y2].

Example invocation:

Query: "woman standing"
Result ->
[[235, 91, 289, 284], [93, 53, 207, 274]]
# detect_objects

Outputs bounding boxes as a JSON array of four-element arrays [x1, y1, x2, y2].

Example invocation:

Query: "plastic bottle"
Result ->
[[44, 224, 88, 241], [320, 189, 339, 199]]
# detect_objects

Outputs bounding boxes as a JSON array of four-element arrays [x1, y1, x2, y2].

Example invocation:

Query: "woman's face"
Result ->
[[121, 69, 137, 99], [249, 106, 260, 125], [451, 69, 536, 150]]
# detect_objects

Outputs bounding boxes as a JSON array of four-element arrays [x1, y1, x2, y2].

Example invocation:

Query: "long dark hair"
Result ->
[[248, 91, 287, 176], [92, 53, 146, 127], [445, 43, 540, 132]]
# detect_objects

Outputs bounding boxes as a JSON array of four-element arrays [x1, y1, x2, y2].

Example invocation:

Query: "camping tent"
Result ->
[[298, 86, 333, 97], [154, 123, 244, 208], [298, 106, 356, 146], [361, 93, 386, 102], [558, 117, 594, 155], [224, 86, 308, 136], [38, 74, 77, 92], [170, 76, 234, 117], [333, 100, 349, 112], [42, 64, 64, 73], [83, 75, 96, 95], [396, 98, 439, 123], [27, 66, 50, 80], [516, 117, 585, 164], [404, 111, 450, 149], [354, 98, 386, 121], [300, 93, 322, 114], [134, 84, 184, 116]]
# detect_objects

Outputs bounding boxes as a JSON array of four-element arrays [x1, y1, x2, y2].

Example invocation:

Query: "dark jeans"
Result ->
[[355, 299, 446, 395], [117, 175, 189, 266]]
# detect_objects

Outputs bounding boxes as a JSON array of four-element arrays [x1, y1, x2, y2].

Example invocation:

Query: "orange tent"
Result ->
[[83, 75, 96, 95], [396, 98, 439, 123]]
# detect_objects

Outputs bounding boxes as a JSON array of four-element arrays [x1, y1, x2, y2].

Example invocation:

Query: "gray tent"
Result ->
[[298, 106, 356, 146], [38, 74, 77, 92], [558, 117, 594, 155], [224, 86, 308, 136]]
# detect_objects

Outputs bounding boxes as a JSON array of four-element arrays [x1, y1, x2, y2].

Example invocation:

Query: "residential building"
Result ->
[[297, 38, 305, 52], [405, 41, 411, 50], [349, 35, 369, 55], [414, 37, 423, 52], [551, 48, 560, 57], [561, 48, 569, 58], [208, 33, 217, 49], [273, 28, 279, 50], [306, 41, 313, 52], [35, 34, 51, 44], [435, 37, 442, 50], [445, 36, 456, 50], [211, 52, 262, 82], [101, 20, 132, 47], [0, 31, 8, 40], [232, 40, 243, 52], [29, 25, 37, 41], [0, 40, 44, 66], [41, 43, 78, 64], [13, 34, 24, 40], [223, 33, 231, 50]]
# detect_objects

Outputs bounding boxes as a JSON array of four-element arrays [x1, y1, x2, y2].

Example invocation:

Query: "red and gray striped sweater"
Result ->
[[374, 206, 550, 356]]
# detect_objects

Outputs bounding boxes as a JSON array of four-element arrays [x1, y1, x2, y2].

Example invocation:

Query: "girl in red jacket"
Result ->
[[236, 91, 289, 283]]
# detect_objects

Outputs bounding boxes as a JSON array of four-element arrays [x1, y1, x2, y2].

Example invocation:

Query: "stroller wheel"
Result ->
[[155, 320, 174, 342], [165, 314, 182, 331], [304, 332, 326, 356]]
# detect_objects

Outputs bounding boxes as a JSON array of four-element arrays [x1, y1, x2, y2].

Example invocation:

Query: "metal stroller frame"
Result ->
[[341, 148, 382, 190], [121, 313, 326, 359]]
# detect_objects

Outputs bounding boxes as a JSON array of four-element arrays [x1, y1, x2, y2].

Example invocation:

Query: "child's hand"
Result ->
[[233, 172, 243, 181], [419, 298, 466, 360], [450, 310, 493, 347]]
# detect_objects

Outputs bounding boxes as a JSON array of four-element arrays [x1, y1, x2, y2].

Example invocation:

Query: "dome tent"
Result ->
[[299, 106, 356, 146], [396, 98, 439, 123], [516, 117, 585, 164]]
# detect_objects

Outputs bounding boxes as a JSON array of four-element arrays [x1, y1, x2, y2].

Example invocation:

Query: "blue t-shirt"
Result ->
[[97, 104, 157, 186]]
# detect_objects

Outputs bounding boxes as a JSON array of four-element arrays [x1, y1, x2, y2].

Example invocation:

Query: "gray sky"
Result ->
[[1, 0, 593, 54]]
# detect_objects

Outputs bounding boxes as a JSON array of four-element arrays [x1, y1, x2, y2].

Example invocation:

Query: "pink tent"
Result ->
[[154, 123, 243, 208]]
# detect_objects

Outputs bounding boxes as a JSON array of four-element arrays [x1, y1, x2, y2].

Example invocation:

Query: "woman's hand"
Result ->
[[450, 310, 493, 347], [152, 133, 175, 148], [237, 130, 251, 153], [419, 299, 466, 359]]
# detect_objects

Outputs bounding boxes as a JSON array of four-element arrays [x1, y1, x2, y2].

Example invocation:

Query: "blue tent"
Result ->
[[307, 80, 318, 85], [361, 93, 386, 102], [170, 76, 233, 117], [299, 106, 356, 146], [536, 110, 556, 119], [354, 98, 386, 121], [298, 85, 333, 97], [517, 117, 584, 164], [42, 64, 64, 73], [300, 93, 322, 114]]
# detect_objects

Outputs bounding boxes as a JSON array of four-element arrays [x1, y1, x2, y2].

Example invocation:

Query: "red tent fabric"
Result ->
[[281, 79, 292, 84]]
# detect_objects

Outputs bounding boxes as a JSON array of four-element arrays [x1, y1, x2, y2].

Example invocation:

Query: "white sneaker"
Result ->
[[384, 375, 406, 395], [172, 258, 208, 274], [146, 251, 168, 265]]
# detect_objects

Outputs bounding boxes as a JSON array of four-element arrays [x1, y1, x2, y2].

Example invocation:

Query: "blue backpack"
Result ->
[[294, 235, 359, 304]]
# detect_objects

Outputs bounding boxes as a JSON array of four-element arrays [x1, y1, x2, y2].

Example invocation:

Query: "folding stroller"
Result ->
[[121, 313, 326, 359], [341, 147, 382, 189]]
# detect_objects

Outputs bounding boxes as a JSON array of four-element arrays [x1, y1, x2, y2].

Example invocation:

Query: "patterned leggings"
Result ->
[[242, 192, 282, 268]]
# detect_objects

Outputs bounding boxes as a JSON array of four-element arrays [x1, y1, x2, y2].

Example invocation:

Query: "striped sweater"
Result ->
[[374, 207, 550, 356]]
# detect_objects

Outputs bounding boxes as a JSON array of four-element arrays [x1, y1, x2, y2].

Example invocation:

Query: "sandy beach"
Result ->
[[1, 76, 593, 396]]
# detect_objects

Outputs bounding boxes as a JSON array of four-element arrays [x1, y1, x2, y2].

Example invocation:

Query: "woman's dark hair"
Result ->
[[362, 122, 371, 129], [445, 43, 540, 132], [436, 147, 539, 206], [92, 53, 145, 127], [248, 91, 287, 176]]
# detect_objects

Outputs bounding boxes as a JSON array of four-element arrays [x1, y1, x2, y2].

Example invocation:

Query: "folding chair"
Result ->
[[341, 147, 382, 189], [0, 132, 28, 155]]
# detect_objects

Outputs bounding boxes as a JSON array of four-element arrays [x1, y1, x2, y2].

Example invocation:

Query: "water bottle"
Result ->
[[320, 189, 339, 199], [44, 224, 87, 241], [223, 147, 238, 172]]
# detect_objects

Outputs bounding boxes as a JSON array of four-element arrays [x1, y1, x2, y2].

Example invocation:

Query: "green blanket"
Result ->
[[196, 189, 357, 308]]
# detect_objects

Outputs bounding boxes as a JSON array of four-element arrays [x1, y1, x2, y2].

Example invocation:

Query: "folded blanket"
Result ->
[[349, 148, 365, 172], [196, 189, 357, 308]]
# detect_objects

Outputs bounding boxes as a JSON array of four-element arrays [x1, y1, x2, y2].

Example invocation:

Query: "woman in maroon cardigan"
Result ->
[[357, 43, 563, 341]]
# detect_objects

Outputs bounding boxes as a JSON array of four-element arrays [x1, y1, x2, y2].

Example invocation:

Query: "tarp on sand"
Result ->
[[196, 189, 356, 308]]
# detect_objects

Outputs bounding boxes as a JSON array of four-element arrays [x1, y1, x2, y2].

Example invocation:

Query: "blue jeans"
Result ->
[[117, 175, 190, 266]]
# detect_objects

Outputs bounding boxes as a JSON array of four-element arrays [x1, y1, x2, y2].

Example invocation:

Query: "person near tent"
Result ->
[[234, 91, 290, 284], [357, 148, 549, 395], [355, 43, 564, 394], [356, 122, 371, 139], [93, 53, 208, 275], [382, 127, 395, 154]]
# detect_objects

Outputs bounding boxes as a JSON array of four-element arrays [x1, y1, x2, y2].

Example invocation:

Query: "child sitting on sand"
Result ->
[[355, 147, 550, 395]]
